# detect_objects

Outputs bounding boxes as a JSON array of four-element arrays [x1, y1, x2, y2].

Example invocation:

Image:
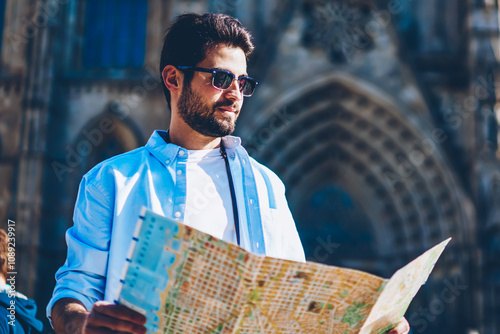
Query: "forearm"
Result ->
[[51, 297, 89, 334]]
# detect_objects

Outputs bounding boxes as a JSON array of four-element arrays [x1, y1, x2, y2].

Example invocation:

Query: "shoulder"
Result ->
[[248, 157, 286, 192], [83, 146, 148, 184], [0, 314, 11, 334]]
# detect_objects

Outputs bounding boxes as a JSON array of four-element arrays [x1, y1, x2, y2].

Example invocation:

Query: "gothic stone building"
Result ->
[[0, 0, 499, 333]]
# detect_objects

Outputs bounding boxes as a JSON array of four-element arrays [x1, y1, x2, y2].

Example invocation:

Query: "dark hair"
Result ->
[[0, 229, 7, 280], [159, 13, 255, 109]]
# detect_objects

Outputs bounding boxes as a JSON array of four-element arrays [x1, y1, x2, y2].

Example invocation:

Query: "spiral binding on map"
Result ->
[[115, 207, 181, 333]]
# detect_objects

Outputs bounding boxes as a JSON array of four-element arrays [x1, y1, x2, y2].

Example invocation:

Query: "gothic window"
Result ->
[[294, 185, 377, 268], [72, 104, 143, 176], [0, 0, 6, 54], [82, 0, 148, 69]]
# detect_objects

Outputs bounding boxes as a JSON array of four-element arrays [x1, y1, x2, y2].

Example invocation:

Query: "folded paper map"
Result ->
[[115, 208, 450, 334]]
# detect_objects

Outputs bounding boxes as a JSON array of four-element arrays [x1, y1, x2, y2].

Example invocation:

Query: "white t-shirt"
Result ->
[[183, 148, 237, 244]]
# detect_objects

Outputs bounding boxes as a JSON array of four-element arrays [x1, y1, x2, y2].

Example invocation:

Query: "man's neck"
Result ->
[[168, 125, 222, 150]]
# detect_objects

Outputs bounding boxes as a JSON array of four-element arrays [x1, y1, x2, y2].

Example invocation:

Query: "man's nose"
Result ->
[[224, 79, 243, 101]]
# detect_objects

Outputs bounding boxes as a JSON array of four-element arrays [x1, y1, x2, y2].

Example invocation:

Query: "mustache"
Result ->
[[214, 100, 239, 109]]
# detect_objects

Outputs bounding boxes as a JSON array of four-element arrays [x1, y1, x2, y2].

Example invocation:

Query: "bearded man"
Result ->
[[47, 13, 409, 334]]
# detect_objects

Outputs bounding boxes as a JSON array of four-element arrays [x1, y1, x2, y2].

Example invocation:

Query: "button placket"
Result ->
[[172, 149, 187, 221]]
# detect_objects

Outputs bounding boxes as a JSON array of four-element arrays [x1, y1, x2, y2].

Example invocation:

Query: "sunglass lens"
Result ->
[[213, 71, 233, 89], [212, 70, 257, 96], [240, 78, 256, 96]]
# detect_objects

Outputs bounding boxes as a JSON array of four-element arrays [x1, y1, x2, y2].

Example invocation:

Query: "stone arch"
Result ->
[[70, 102, 144, 177], [243, 73, 476, 331], [62, 102, 145, 230], [244, 73, 474, 274]]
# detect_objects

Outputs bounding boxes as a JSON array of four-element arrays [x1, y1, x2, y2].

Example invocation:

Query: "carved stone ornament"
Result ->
[[302, 0, 375, 63]]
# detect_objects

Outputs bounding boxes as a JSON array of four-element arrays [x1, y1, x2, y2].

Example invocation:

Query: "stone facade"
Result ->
[[0, 0, 499, 333]]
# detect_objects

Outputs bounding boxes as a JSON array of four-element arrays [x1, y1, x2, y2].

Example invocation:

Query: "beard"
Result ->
[[177, 83, 239, 137]]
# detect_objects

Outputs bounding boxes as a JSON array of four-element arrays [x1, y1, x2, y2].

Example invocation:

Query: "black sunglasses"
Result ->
[[176, 66, 258, 97]]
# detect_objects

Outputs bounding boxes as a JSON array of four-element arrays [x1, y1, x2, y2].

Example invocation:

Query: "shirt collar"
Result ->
[[221, 135, 241, 149], [146, 130, 242, 166], [145, 130, 184, 167]]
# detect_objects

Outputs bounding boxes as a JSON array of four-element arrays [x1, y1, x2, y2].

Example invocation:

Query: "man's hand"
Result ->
[[386, 318, 410, 334], [52, 298, 147, 334], [83, 301, 147, 334]]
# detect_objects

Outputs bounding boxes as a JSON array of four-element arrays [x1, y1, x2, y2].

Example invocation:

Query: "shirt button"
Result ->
[[177, 170, 182, 175], [249, 199, 254, 204], [178, 150, 185, 156], [174, 211, 181, 218], [166, 159, 170, 164]]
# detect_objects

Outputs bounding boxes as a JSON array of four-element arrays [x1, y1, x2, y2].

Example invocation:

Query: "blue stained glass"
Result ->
[[295, 185, 376, 264], [100, 0, 113, 68], [82, 0, 147, 69], [116, 0, 131, 67], [0, 0, 6, 54], [131, 1, 147, 67], [83, 0, 100, 67]]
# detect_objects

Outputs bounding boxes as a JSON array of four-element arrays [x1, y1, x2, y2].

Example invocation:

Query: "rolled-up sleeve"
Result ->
[[46, 171, 114, 322]]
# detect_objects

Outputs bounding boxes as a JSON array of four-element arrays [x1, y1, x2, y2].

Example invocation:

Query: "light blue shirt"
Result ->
[[47, 130, 305, 321]]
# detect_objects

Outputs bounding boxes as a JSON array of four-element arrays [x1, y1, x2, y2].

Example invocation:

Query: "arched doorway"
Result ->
[[71, 102, 144, 177], [243, 73, 476, 333]]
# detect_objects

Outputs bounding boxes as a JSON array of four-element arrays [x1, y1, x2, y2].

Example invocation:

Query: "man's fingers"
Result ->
[[83, 301, 147, 334], [92, 301, 147, 325], [386, 318, 410, 334], [84, 327, 115, 334], [86, 311, 147, 334], [84, 327, 140, 334]]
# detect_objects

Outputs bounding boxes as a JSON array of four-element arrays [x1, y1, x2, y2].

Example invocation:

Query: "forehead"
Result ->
[[198, 44, 247, 75]]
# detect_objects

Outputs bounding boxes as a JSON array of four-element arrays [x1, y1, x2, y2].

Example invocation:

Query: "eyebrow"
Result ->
[[215, 67, 249, 77]]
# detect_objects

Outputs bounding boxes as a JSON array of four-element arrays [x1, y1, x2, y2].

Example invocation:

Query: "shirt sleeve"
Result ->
[[46, 171, 114, 323]]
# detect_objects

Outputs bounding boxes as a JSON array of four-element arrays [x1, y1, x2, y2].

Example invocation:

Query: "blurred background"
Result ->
[[0, 0, 499, 333]]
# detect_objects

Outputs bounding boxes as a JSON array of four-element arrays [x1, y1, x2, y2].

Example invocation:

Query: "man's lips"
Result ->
[[217, 106, 238, 113]]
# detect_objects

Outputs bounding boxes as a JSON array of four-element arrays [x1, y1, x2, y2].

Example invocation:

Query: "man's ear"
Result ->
[[162, 65, 182, 93]]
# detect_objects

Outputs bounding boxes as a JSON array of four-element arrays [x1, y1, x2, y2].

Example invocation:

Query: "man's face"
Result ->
[[177, 44, 247, 137]]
